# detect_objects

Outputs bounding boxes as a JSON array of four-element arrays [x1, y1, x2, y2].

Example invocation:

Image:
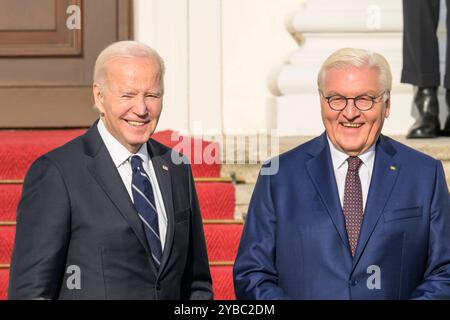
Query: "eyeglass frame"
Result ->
[[319, 90, 389, 111]]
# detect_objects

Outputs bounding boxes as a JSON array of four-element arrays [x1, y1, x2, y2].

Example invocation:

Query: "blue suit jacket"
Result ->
[[233, 133, 450, 299]]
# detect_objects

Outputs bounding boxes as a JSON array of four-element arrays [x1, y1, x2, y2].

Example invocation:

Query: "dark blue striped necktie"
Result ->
[[130, 155, 162, 268]]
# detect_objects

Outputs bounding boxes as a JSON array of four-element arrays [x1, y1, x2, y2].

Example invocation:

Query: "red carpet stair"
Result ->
[[0, 129, 243, 300]]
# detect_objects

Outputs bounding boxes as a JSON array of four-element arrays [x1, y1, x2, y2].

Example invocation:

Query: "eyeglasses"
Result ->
[[320, 91, 387, 111]]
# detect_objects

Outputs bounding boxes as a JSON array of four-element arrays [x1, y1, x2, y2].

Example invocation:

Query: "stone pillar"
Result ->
[[271, 0, 443, 136]]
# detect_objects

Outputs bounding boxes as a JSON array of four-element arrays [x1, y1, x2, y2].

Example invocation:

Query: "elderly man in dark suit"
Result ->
[[8, 41, 212, 300]]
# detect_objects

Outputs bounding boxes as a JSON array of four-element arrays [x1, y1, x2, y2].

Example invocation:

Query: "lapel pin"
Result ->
[[389, 165, 396, 171], [162, 165, 169, 171]]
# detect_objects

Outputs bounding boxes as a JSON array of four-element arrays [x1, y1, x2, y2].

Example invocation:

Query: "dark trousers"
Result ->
[[401, 0, 450, 88]]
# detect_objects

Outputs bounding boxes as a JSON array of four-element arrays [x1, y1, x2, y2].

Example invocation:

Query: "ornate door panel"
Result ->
[[0, 0, 133, 127]]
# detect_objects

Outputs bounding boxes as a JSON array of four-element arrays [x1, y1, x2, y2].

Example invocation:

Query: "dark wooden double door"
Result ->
[[0, 0, 133, 128]]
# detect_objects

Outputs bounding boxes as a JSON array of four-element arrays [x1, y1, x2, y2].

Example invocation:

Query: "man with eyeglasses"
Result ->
[[234, 48, 450, 299]]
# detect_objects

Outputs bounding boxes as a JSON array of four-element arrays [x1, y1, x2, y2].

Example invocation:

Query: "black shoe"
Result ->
[[441, 89, 450, 136], [406, 87, 441, 139]]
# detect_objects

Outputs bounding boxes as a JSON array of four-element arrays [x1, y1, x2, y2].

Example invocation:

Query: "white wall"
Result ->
[[134, 0, 223, 134], [134, 0, 447, 136], [134, 0, 189, 132], [134, 0, 300, 135], [221, 0, 301, 133]]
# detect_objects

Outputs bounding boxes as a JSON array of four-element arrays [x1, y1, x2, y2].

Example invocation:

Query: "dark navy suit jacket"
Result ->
[[234, 133, 450, 299], [9, 122, 212, 300]]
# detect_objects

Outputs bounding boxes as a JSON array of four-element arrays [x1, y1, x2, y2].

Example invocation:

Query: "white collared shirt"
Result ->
[[97, 119, 168, 249], [327, 136, 376, 212]]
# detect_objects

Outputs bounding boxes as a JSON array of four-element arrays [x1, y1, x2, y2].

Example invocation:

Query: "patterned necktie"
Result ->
[[130, 155, 163, 268], [343, 156, 363, 257]]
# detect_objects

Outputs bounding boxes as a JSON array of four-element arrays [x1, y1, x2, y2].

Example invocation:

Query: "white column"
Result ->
[[221, 0, 301, 134], [272, 0, 422, 136], [134, 0, 189, 132], [188, 0, 223, 134], [134, 0, 224, 134]]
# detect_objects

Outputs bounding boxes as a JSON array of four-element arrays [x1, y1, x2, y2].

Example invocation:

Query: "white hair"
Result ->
[[317, 47, 392, 94], [93, 40, 165, 92]]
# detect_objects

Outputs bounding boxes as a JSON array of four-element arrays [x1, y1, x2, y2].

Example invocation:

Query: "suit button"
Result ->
[[156, 284, 161, 290], [349, 279, 358, 287]]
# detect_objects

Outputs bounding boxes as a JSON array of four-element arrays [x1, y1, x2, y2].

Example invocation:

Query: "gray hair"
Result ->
[[93, 40, 165, 92], [317, 47, 392, 94]]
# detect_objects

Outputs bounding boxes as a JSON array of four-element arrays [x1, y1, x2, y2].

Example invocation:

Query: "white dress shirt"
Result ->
[[327, 136, 376, 212], [97, 120, 168, 249]]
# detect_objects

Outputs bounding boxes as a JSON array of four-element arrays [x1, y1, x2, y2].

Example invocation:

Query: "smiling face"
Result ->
[[320, 65, 390, 156], [93, 56, 163, 154]]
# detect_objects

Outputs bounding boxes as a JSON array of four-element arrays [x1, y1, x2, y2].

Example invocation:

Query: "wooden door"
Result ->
[[0, 0, 133, 128]]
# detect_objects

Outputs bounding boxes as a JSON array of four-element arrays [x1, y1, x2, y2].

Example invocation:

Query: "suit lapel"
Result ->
[[147, 140, 175, 276], [352, 135, 400, 269], [306, 134, 351, 254], [82, 124, 158, 275]]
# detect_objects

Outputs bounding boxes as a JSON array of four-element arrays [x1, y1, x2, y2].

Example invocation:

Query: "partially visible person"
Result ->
[[402, 0, 450, 138], [9, 41, 212, 300], [234, 48, 450, 299]]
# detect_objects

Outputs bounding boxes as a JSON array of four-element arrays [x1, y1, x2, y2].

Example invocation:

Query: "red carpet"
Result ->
[[196, 183, 235, 220], [151, 131, 221, 178], [210, 266, 235, 300], [0, 129, 220, 180], [204, 224, 243, 262], [0, 130, 85, 181], [0, 183, 234, 223], [0, 185, 20, 221], [0, 226, 14, 265], [0, 129, 242, 300], [0, 269, 8, 300]]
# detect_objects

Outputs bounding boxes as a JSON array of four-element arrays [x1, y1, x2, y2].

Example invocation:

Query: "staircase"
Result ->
[[0, 129, 244, 300]]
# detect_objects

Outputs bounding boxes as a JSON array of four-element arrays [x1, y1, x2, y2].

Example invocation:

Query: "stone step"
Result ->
[[221, 164, 260, 184]]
